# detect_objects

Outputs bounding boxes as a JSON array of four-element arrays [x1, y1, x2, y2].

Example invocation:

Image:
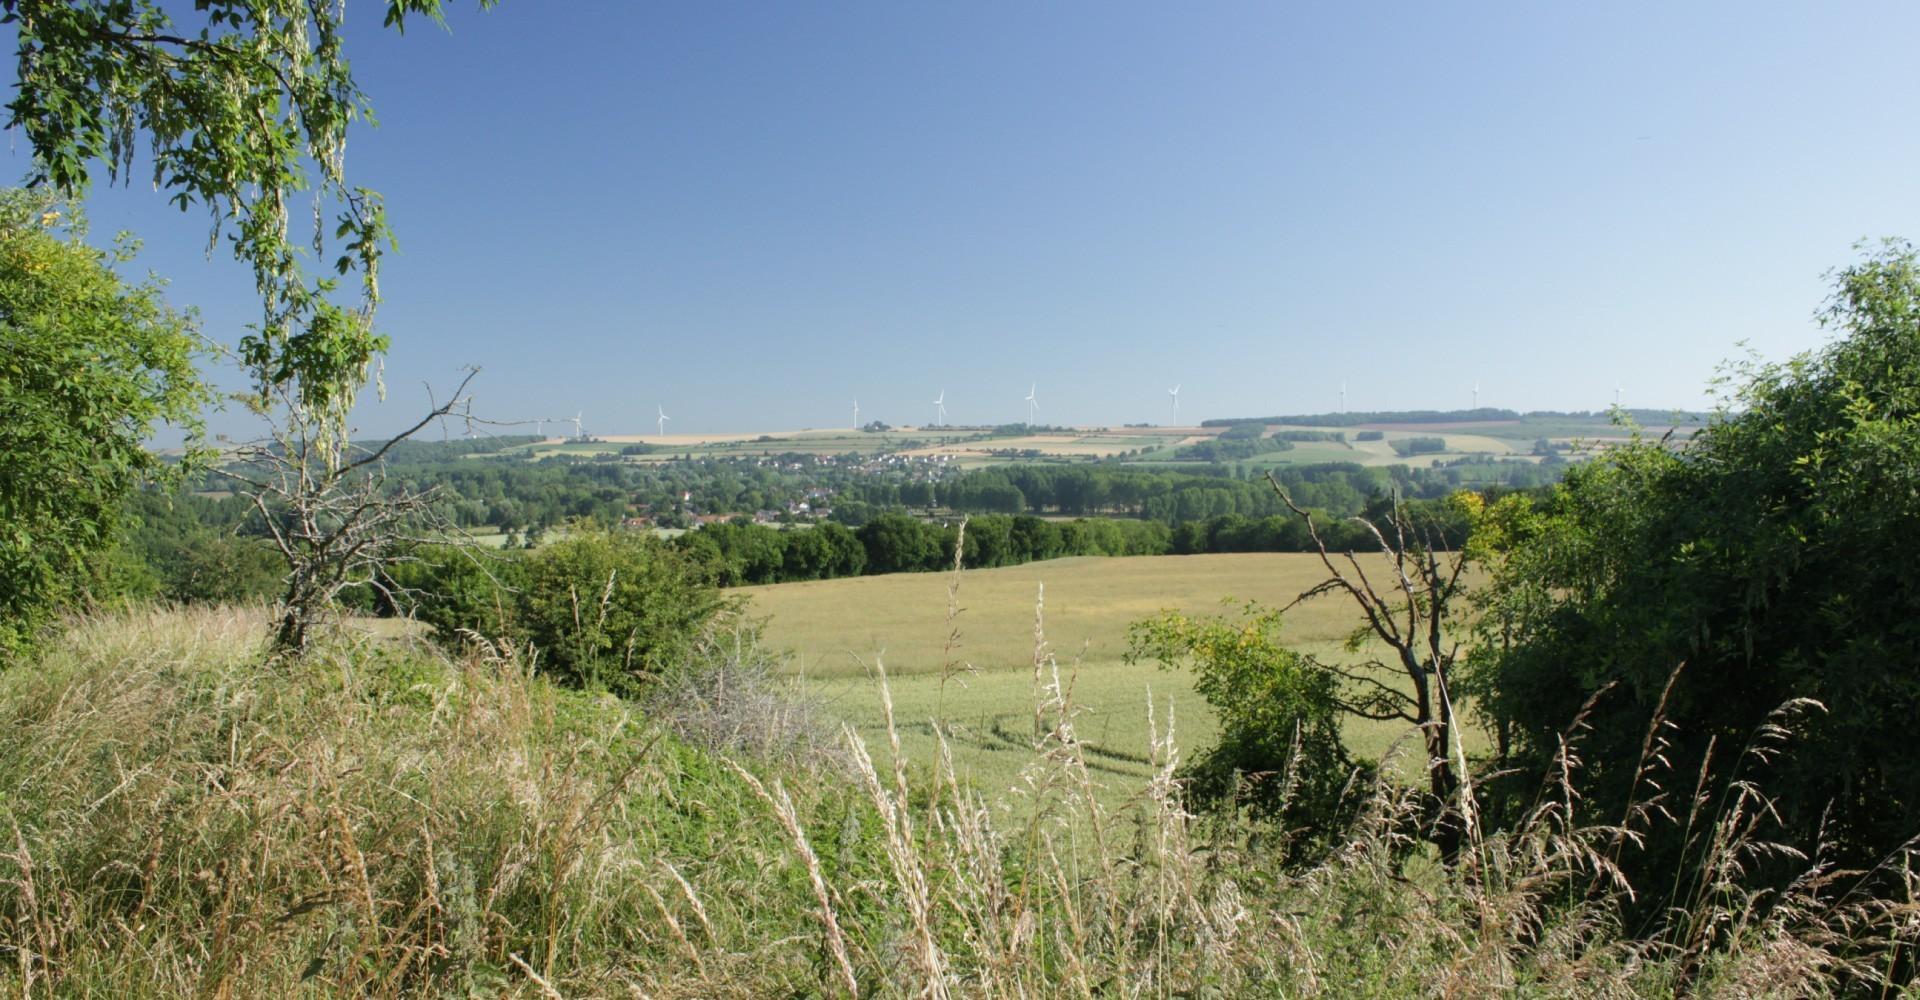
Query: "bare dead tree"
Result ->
[[219, 368, 484, 654], [1266, 471, 1476, 863]]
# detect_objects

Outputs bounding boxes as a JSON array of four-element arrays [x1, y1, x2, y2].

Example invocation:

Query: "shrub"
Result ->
[[398, 529, 731, 697], [388, 543, 525, 640], [1126, 603, 1365, 857], [1355, 429, 1385, 441], [513, 530, 733, 695]]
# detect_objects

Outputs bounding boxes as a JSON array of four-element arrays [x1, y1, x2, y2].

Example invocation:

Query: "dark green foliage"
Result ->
[[779, 522, 867, 581], [1470, 241, 1920, 889], [940, 462, 1546, 522], [398, 530, 730, 697], [1354, 430, 1385, 442], [156, 534, 285, 605], [679, 522, 788, 586], [516, 532, 731, 695], [364, 434, 542, 463], [1216, 423, 1269, 441], [1274, 430, 1345, 443], [0, 190, 209, 658], [855, 513, 942, 574], [1176, 436, 1293, 462], [670, 501, 1473, 587], [1389, 436, 1446, 457], [1127, 604, 1366, 856], [388, 544, 522, 642]]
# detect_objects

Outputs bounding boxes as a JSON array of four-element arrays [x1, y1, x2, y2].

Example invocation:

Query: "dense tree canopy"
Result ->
[[1468, 241, 1920, 887], [0, 189, 207, 657]]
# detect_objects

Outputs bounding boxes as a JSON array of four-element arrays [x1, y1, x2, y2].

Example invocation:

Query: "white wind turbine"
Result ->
[[1167, 384, 1181, 426], [1024, 382, 1038, 426], [656, 404, 671, 438], [1614, 385, 1623, 408], [569, 411, 583, 440], [932, 390, 947, 428], [533, 417, 544, 438], [852, 398, 860, 429], [1472, 380, 1480, 410], [1340, 380, 1348, 414]]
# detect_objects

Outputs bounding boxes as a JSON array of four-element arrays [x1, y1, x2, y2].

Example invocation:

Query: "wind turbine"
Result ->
[[1167, 384, 1181, 426], [1472, 380, 1480, 410], [852, 398, 860, 430], [569, 411, 583, 440], [932, 390, 947, 428], [1340, 380, 1348, 414], [1024, 382, 1038, 426], [1613, 385, 1623, 408], [656, 404, 671, 438], [533, 417, 544, 438]]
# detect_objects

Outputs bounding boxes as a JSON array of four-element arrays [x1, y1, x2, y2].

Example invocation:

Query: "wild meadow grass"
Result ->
[[2, 599, 1915, 996]]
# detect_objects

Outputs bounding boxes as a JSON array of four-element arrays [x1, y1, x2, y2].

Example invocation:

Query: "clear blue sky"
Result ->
[[26, 1, 1920, 436]]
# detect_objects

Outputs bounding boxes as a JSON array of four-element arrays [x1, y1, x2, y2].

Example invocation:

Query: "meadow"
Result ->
[[742, 552, 1485, 800]]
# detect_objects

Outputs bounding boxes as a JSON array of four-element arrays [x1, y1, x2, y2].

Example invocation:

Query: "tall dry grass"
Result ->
[[2, 603, 1917, 996], [0, 606, 854, 996]]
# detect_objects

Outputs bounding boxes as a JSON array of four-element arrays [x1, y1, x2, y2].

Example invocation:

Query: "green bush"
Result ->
[[389, 544, 526, 641], [1126, 603, 1365, 858], [400, 529, 731, 697], [518, 531, 732, 694]]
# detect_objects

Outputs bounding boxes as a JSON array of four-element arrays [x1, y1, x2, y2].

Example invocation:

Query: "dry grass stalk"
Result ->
[[729, 761, 861, 997]]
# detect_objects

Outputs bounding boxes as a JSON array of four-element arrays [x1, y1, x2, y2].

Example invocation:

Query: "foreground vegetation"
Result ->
[[4, 606, 1913, 997], [9, 5, 1919, 993]]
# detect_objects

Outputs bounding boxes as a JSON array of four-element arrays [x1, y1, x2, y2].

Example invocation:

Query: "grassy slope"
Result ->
[[0, 608, 870, 996], [0, 607, 1892, 997]]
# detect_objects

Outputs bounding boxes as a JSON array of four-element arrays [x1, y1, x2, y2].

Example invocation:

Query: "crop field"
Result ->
[[897, 430, 1196, 465], [742, 553, 1485, 801], [509, 428, 990, 461], [507, 426, 1215, 466], [483, 417, 1632, 473]]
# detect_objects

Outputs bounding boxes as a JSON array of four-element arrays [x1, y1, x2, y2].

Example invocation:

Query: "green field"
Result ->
[[742, 552, 1482, 800]]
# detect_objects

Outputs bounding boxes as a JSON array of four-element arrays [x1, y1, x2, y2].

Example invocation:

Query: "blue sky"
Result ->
[[27, 2, 1920, 435]]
